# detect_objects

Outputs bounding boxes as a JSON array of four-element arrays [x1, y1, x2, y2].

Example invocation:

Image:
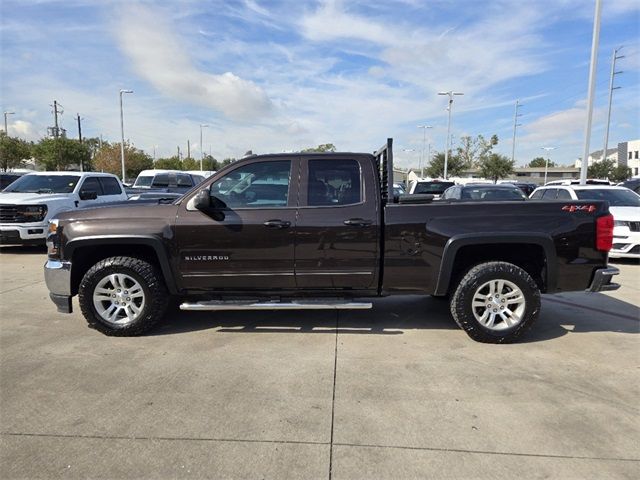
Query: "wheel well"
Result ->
[[70, 244, 162, 295], [448, 243, 547, 294]]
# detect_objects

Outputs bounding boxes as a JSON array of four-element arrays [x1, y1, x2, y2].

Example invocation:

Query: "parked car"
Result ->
[[544, 179, 611, 186], [498, 181, 537, 196], [127, 170, 206, 197], [408, 180, 455, 198], [392, 183, 405, 198], [44, 139, 619, 344], [441, 183, 528, 201], [0, 172, 25, 191], [531, 185, 640, 259], [619, 178, 640, 194], [1, 172, 127, 244]]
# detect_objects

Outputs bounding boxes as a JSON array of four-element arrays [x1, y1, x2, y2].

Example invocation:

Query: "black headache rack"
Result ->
[[374, 138, 394, 206], [374, 138, 434, 206]]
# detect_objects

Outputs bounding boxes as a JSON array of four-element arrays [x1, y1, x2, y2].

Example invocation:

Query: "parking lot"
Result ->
[[0, 247, 638, 479]]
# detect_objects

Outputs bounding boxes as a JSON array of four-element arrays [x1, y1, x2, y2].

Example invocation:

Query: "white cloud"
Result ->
[[113, 3, 272, 120]]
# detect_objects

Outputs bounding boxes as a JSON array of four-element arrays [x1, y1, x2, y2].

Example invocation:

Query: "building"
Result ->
[[573, 148, 617, 168], [573, 139, 640, 177], [618, 139, 640, 177]]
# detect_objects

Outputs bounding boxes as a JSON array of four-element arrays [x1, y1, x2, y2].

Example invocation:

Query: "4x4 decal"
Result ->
[[562, 204, 597, 213]]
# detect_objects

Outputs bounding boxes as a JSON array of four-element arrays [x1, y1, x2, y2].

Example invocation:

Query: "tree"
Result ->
[[33, 137, 91, 171], [153, 156, 182, 170], [609, 165, 631, 183], [424, 152, 467, 178], [93, 142, 153, 179], [181, 157, 199, 170], [0, 132, 31, 171], [456, 135, 497, 168], [220, 158, 236, 167], [479, 153, 515, 183], [529, 156, 555, 168], [587, 159, 615, 180], [301, 143, 336, 153]]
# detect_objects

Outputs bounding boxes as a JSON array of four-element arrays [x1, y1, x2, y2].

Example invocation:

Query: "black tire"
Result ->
[[78, 256, 169, 336], [449, 261, 540, 344]]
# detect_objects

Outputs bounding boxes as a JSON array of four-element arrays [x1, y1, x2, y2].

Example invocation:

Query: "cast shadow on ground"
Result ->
[[151, 292, 639, 343], [0, 245, 47, 255]]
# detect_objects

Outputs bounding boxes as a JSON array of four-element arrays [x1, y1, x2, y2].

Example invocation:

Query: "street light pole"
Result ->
[[119, 89, 133, 182], [438, 91, 464, 179], [541, 147, 556, 185], [200, 124, 209, 171], [417, 125, 432, 178], [580, 0, 602, 185], [4, 111, 15, 135]]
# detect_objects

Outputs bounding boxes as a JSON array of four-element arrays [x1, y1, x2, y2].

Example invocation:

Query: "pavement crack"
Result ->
[[328, 310, 339, 480], [0, 431, 328, 447], [333, 442, 640, 463]]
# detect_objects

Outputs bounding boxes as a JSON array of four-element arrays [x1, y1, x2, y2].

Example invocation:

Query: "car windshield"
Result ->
[[133, 175, 154, 187], [2, 175, 80, 194], [415, 181, 455, 194], [575, 189, 640, 207]]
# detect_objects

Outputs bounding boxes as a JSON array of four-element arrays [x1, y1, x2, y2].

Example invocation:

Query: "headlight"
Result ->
[[613, 220, 629, 227], [17, 204, 48, 222]]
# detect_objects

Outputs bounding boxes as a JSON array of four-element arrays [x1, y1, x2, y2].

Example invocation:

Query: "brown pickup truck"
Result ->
[[44, 140, 619, 343]]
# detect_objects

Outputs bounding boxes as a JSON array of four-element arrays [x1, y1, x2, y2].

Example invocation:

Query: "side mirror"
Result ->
[[193, 189, 211, 210], [79, 190, 98, 200]]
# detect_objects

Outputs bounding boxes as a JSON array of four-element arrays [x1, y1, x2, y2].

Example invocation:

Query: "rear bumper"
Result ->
[[44, 259, 73, 313], [586, 267, 620, 292]]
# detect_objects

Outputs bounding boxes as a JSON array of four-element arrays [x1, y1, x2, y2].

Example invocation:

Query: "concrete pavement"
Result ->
[[0, 247, 638, 479]]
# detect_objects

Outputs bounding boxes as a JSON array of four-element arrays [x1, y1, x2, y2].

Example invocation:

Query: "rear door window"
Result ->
[[80, 176, 104, 196], [307, 159, 361, 206], [556, 189, 572, 200], [541, 189, 558, 199], [99, 177, 122, 195]]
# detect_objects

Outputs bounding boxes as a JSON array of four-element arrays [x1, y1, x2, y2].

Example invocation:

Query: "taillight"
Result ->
[[596, 214, 614, 252]]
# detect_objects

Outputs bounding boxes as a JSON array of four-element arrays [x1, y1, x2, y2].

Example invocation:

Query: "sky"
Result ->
[[1, 0, 639, 169]]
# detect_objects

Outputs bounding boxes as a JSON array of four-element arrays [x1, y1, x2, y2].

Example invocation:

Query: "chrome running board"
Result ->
[[180, 300, 373, 311]]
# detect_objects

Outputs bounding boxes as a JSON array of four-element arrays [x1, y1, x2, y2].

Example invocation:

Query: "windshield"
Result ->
[[414, 181, 455, 194], [3, 175, 80, 194], [133, 175, 154, 187], [575, 189, 640, 207]]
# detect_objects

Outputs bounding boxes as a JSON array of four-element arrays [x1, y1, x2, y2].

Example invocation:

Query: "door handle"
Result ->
[[264, 219, 291, 229], [343, 218, 373, 227]]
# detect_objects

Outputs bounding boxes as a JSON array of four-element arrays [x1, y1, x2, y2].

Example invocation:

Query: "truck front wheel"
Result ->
[[450, 261, 540, 343], [78, 256, 169, 336]]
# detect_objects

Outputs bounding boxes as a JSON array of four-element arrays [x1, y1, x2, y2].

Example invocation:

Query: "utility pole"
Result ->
[[3, 111, 14, 135], [153, 145, 156, 160], [76, 114, 84, 171], [200, 124, 209, 171], [580, 0, 602, 185], [602, 46, 624, 166], [417, 125, 432, 178], [511, 100, 523, 163], [119, 89, 133, 182], [177, 145, 181, 160], [438, 91, 464, 179], [187, 139, 191, 159]]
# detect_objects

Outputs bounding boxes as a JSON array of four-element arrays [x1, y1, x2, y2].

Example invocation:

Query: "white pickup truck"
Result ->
[[0, 171, 127, 244]]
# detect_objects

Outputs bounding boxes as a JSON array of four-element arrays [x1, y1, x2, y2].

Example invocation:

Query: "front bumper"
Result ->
[[0, 223, 47, 244], [44, 259, 73, 313], [610, 227, 640, 259], [586, 267, 620, 293]]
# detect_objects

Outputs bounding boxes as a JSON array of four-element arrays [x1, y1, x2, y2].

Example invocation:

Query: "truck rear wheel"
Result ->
[[450, 261, 540, 343], [78, 256, 169, 336]]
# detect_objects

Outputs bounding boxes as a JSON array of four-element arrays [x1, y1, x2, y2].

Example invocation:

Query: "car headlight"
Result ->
[[613, 220, 629, 227], [17, 204, 48, 222]]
